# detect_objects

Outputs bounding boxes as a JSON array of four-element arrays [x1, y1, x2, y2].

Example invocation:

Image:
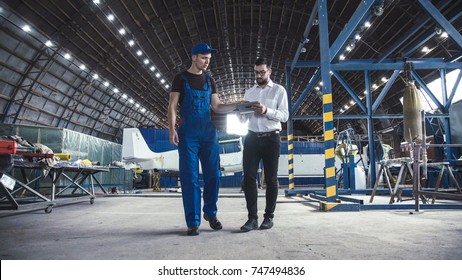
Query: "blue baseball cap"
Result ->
[[191, 43, 217, 55]]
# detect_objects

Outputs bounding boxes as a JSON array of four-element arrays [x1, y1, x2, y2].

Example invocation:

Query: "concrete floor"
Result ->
[[1, 188, 462, 260]]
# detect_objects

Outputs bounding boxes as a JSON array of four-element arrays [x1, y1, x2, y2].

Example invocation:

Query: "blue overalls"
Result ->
[[177, 73, 221, 228]]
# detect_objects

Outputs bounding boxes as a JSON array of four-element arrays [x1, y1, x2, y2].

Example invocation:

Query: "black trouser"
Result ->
[[242, 131, 280, 220]]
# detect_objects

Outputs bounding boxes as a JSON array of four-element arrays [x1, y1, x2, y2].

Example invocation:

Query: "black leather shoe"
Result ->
[[240, 219, 258, 232], [259, 217, 273, 230], [204, 214, 223, 230], [187, 226, 199, 236]]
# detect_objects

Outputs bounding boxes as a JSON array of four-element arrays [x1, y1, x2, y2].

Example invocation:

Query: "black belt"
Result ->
[[249, 130, 280, 138]]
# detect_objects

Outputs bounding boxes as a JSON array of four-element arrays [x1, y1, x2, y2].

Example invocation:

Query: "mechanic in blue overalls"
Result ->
[[168, 43, 237, 236]]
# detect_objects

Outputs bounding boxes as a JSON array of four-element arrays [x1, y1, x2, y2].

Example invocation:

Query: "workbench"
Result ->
[[0, 154, 108, 213]]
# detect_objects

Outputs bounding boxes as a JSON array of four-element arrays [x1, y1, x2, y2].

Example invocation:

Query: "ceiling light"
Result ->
[[348, 40, 356, 50], [136, 50, 142, 56], [119, 28, 126, 35], [372, 83, 378, 89], [339, 109, 344, 113], [441, 32, 448, 38], [92, 74, 99, 79], [344, 105, 349, 110], [435, 27, 442, 35], [128, 40, 135, 46], [140, 108, 146, 113], [339, 54, 346, 60], [143, 59, 149, 64], [113, 88, 119, 93], [93, 0, 101, 4], [160, 79, 165, 84], [103, 81, 109, 87], [107, 14, 114, 21], [422, 46, 430, 53], [354, 34, 361, 40], [64, 53, 71, 59], [165, 85, 170, 89], [129, 99, 134, 104], [149, 66, 155, 71], [79, 64, 86, 70], [155, 73, 161, 78], [22, 25, 31, 32], [364, 21, 371, 28], [373, 5, 383, 16], [346, 45, 352, 52], [381, 76, 388, 82], [349, 100, 355, 105], [45, 40, 53, 47], [135, 103, 140, 108], [313, 18, 319, 26], [121, 94, 128, 99]]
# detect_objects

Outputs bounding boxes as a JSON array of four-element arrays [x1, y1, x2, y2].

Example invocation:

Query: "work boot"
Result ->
[[203, 214, 223, 230], [259, 217, 273, 230], [187, 226, 199, 236], [240, 219, 258, 232]]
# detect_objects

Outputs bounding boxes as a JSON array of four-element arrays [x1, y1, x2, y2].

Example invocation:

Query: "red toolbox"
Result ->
[[0, 140, 17, 154]]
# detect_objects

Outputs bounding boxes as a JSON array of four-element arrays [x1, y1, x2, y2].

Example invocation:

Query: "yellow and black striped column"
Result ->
[[323, 93, 337, 201], [288, 134, 294, 189]]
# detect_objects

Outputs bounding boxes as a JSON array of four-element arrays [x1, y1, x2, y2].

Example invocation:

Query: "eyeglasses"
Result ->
[[254, 70, 268, 76]]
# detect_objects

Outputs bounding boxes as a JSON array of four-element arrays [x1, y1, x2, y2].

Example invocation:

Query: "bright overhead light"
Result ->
[[92, 74, 99, 79], [93, 0, 101, 4], [113, 88, 119, 93], [103, 81, 109, 87], [136, 50, 142, 56], [119, 28, 126, 35], [122, 94, 128, 99], [135, 103, 140, 108], [149, 66, 155, 71], [79, 64, 86, 70], [372, 83, 378, 89], [381, 76, 388, 82], [160, 79, 165, 84], [45, 40, 53, 47], [64, 53, 71, 59], [354, 34, 361, 40], [441, 32, 448, 38], [165, 84, 170, 89], [22, 25, 31, 32], [107, 14, 114, 21], [128, 99, 134, 104], [143, 59, 149, 64], [364, 21, 371, 28], [140, 108, 146, 113], [349, 100, 355, 105], [422, 46, 430, 53], [339, 54, 346, 60], [128, 40, 135, 46], [155, 73, 161, 78]]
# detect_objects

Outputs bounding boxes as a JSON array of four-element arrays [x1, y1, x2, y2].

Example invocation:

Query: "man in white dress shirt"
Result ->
[[239, 57, 289, 232]]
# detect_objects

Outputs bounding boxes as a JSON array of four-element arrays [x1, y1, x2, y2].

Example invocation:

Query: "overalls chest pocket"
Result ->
[[192, 94, 208, 112]]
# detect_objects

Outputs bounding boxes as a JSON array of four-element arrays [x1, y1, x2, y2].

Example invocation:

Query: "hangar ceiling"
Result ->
[[0, 0, 461, 143]]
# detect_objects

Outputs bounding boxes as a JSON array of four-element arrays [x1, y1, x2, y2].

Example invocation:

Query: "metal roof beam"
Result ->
[[418, 0, 462, 49]]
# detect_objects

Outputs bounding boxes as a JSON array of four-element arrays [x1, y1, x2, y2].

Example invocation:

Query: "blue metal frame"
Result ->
[[284, 0, 462, 211]]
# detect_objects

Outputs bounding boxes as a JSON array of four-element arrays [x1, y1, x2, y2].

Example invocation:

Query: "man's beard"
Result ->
[[256, 78, 268, 86]]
